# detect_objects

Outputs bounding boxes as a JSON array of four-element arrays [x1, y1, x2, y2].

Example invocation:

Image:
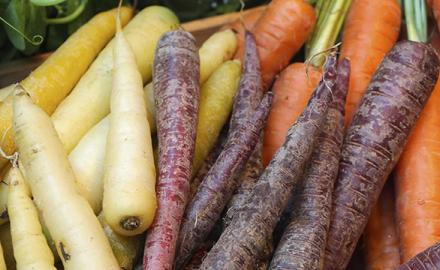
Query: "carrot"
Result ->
[[0, 166, 10, 226], [175, 33, 266, 267], [262, 63, 322, 166], [102, 9, 156, 237], [143, 29, 237, 134], [270, 58, 350, 270], [175, 92, 273, 268], [97, 213, 141, 270], [395, 0, 440, 261], [68, 117, 109, 214], [50, 6, 178, 153], [432, 0, 440, 31], [0, 242, 5, 270], [364, 180, 400, 270], [340, 0, 401, 126], [0, 7, 133, 171], [324, 41, 440, 270], [7, 165, 56, 270], [252, 0, 316, 88], [397, 241, 440, 269], [189, 126, 228, 201], [192, 59, 242, 175], [143, 30, 200, 270], [222, 6, 266, 60], [0, 85, 14, 101], [200, 56, 337, 269], [223, 137, 263, 227], [13, 87, 119, 270], [0, 224, 14, 269]]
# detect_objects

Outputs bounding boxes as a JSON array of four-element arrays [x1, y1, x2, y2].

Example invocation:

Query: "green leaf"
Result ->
[[2, 0, 26, 50], [22, 2, 47, 55]]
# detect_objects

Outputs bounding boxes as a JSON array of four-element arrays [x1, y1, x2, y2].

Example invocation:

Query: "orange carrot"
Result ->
[[364, 180, 400, 270], [395, 71, 440, 263], [222, 7, 266, 60], [262, 63, 321, 166], [340, 0, 401, 126], [252, 0, 316, 88]]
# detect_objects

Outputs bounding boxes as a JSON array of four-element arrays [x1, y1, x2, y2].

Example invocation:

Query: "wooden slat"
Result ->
[[0, 6, 265, 88]]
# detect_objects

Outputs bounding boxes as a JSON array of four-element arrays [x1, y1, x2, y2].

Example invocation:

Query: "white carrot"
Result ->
[[13, 86, 119, 270], [8, 164, 56, 270], [102, 12, 156, 236], [0, 241, 6, 270], [69, 117, 109, 214]]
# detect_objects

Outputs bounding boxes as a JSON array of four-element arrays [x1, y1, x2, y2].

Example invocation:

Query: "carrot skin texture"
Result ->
[[397, 241, 440, 270], [143, 30, 200, 270], [270, 59, 350, 270], [175, 92, 273, 268], [341, 0, 401, 126], [189, 126, 228, 201], [263, 63, 322, 166], [199, 56, 337, 270], [365, 181, 400, 270], [395, 52, 440, 261], [223, 137, 263, 227], [253, 0, 316, 88], [229, 31, 264, 130], [176, 32, 264, 267], [324, 41, 440, 270]]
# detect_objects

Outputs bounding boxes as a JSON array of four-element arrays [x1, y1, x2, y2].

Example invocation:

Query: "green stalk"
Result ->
[[306, 0, 352, 68], [0, 17, 43, 46], [46, 0, 88, 24], [405, 0, 427, 42]]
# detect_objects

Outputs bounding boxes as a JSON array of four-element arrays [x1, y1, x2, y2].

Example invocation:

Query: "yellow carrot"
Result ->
[[50, 6, 179, 154], [13, 87, 119, 270], [192, 60, 242, 174], [143, 29, 237, 132], [8, 166, 56, 270], [0, 7, 133, 170]]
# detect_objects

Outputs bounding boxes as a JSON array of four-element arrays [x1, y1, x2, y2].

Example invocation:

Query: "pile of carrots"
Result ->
[[1, 0, 440, 269]]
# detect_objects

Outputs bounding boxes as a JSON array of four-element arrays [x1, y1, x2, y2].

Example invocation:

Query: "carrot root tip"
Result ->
[[120, 216, 140, 231]]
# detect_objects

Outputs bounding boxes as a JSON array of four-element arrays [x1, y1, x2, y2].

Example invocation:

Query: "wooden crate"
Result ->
[[0, 6, 265, 88]]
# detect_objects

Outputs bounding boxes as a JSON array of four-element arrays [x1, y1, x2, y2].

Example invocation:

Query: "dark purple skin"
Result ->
[[229, 30, 264, 131], [270, 59, 350, 270], [189, 126, 228, 201], [324, 41, 440, 270], [398, 241, 440, 270], [174, 92, 273, 269], [223, 136, 264, 228], [143, 30, 200, 270], [199, 56, 338, 270]]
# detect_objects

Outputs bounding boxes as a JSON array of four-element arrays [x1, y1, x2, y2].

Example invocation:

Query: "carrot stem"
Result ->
[[405, 0, 427, 42], [306, 0, 352, 67]]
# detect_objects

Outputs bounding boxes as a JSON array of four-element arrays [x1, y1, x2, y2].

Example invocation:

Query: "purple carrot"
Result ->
[[189, 126, 228, 201], [199, 55, 338, 270], [324, 41, 440, 270], [269, 58, 350, 270], [175, 92, 273, 269], [143, 30, 200, 270], [398, 241, 440, 270], [229, 30, 264, 131], [223, 136, 264, 228]]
